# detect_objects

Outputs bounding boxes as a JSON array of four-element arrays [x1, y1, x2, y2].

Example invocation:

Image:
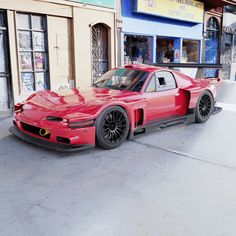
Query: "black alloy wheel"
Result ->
[[96, 106, 130, 149], [195, 91, 214, 123]]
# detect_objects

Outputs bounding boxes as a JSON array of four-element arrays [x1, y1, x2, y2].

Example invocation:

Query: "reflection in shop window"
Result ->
[[17, 13, 49, 93], [124, 34, 153, 65], [182, 40, 200, 63], [156, 38, 175, 63]]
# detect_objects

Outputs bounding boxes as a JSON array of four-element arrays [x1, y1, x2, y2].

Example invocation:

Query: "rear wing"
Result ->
[[150, 63, 222, 81]]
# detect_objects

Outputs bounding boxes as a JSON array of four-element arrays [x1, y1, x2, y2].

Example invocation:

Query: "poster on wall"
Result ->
[[35, 72, 45, 91], [20, 52, 32, 70], [34, 52, 45, 70], [21, 73, 34, 92], [33, 32, 45, 51], [18, 31, 31, 50]]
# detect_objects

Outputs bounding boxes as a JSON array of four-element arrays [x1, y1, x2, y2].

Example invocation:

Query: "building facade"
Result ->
[[0, 0, 117, 117], [120, 0, 236, 79]]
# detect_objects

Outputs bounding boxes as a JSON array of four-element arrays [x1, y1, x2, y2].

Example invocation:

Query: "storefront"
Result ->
[[202, 1, 236, 79], [121, 0, 204, 66]]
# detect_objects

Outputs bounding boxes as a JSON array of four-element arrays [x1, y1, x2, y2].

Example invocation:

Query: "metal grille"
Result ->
[[22, 122, 51, 139], [92, 24, 109, 83]]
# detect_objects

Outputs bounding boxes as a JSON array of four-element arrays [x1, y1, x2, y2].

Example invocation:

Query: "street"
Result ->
[[1, 80, 236, 236]]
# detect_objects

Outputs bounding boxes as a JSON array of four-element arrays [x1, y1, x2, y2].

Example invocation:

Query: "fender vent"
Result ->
[[134, 109, 144, 127]]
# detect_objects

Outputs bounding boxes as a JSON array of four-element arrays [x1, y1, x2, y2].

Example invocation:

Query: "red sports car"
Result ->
[[10, 64, 221, 151]]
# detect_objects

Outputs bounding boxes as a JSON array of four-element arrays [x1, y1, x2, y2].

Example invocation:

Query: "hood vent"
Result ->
[[46, 116, 63, 122]]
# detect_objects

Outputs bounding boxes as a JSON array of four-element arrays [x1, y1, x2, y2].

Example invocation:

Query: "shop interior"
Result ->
[[124, 34, 153, 65], [124, 35, 200, 65], [182, 40, 200, 63], [156, 37, 175, 63]]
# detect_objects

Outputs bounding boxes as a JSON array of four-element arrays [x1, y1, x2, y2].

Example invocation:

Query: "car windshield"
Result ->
[[93, 68, 149, 92]]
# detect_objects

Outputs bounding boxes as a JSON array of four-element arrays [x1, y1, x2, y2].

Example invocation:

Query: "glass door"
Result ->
[[0, 11, 11, 117]]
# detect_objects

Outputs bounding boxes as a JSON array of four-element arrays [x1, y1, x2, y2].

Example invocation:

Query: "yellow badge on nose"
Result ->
[[39, 128, 50, 136]]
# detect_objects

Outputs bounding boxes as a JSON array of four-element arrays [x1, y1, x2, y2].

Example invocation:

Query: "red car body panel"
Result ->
[[12, 65, 217, 149]]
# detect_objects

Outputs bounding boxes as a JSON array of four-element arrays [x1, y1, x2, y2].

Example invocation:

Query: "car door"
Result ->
[[144, 71, 179, 123]]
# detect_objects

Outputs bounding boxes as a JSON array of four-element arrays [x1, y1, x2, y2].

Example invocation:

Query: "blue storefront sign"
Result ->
[[67, 0, 116, 8]]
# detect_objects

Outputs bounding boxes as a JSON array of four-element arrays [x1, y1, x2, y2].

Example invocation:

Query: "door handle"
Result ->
[[175, 93, 180, 97]]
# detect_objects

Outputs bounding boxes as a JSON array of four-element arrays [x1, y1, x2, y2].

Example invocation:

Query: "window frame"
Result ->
[[144, 74, 156, 93], [155, 71, 177, 92], [16, 13, 49, 94], [182, 39, 200, 64]]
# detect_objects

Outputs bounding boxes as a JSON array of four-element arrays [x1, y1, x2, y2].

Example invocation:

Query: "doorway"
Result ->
[[47, 16, 73, 91], [92, 23, 109, 83], [0, 10, 12, 117]]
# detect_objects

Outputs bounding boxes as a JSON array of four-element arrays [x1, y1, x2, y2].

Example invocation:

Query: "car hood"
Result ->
[[22, 88, 141, 121]]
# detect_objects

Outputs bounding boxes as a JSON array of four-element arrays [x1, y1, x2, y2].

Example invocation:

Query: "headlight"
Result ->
[[14, 103, 24, 113]]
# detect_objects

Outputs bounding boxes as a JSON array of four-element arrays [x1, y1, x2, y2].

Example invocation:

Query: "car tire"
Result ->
[[195, 91, 214, 123], [96, 106, 130, 149]]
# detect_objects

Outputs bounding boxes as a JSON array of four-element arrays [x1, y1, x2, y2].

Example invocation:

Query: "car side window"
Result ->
[[145, 75, 156, 93], [156, 71, 177, 91]]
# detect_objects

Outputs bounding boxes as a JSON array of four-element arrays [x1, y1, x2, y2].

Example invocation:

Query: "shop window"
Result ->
[[17, 13, 49, 93], [156, 38, 175, 63], [124, 34, 153, 65], [182, 40, 200, 63]]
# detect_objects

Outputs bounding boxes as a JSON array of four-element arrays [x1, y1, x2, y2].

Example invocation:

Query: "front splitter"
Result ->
[[9, 126, 94, 152], [212, 106, 222, 115]]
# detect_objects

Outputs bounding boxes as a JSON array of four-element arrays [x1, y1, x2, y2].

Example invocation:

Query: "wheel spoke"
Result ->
[[199, 94, 212, 118], [101, 110, 128, 144]]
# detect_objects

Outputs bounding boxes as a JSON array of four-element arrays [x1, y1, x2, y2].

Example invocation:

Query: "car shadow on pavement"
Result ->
[[0, 130, 120, 159], [1, 133, 101, 159]]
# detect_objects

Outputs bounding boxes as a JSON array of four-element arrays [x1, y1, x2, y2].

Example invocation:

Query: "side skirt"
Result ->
[[128, 113, 196, 140]]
